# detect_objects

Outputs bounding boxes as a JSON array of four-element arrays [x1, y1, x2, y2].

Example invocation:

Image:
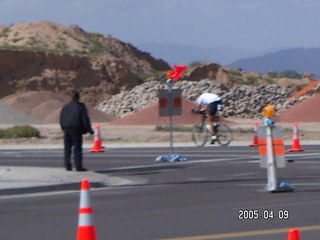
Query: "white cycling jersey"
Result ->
[[196, 93, 221, 105]]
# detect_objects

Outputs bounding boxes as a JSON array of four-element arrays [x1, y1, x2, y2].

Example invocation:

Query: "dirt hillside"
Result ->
[[0, 21, 317, 128], [0, 21, 169, 72], [0, 21, 170, 106]]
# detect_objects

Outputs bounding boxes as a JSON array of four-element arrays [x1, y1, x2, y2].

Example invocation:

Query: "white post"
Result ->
[[168, 84, 174, 157], [266, 125, 278, 191]]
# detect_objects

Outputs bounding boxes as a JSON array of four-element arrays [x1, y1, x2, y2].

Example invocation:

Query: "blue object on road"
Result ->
[[155, 154, 187, 162], [264, 181, 295, 193]]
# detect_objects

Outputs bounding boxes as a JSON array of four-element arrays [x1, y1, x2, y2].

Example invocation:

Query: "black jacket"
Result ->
[[60, 101, 94, 134]]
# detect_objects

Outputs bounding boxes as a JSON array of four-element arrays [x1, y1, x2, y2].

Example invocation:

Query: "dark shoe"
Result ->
[[66, 165, 72, 171], [76, 168, 87, 172]]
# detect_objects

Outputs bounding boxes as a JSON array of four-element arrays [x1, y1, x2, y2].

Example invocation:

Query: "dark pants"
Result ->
[[208, 100, 222, 116], [63, 131, 83, 170]]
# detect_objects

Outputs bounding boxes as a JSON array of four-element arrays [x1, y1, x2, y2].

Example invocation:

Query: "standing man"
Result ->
[[60, 91, 94, 171], [195, 92, 223, 144]]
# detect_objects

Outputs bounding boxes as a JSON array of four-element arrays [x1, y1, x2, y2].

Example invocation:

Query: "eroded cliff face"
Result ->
[[0, 49, 162, 106], [0, 21, 171, 106]]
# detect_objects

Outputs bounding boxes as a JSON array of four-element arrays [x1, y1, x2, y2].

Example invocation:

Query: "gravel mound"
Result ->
[[98, 80, 300, 119], [275, 93, 320, 122], [1, 91, 115, 124], [108, 98, 233, 126], [108, 98, 199, 125], [0, 102, 41, 125]]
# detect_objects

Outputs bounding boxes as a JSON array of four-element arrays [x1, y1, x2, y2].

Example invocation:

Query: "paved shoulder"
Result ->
[[0, 166, 140, 196]]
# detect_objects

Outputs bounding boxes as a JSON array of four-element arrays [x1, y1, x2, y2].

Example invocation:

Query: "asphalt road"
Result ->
[[0, 145, 320, 239]]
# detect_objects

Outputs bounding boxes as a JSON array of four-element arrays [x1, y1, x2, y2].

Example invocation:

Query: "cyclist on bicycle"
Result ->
[[195, 92, 223, 144]]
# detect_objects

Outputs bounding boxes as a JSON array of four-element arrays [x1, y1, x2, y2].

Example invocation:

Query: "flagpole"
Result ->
[[167, 79, 174, 157], [155, 65, 188, 163]]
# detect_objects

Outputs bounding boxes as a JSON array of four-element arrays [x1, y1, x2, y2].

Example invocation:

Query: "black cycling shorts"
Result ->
[[208, 100, 222, 116]]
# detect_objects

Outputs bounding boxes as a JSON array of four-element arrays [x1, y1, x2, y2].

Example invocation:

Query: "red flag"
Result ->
[[168, 65, 187, 81]]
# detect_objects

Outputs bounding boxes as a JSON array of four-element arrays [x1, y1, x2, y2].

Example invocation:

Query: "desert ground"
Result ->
[[0, 118, 318, 146]]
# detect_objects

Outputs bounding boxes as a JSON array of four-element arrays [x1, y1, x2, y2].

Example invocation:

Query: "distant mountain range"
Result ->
[[138, 43, 320, 78], [137, 43, 260, 66], [229, 48, 320, 78]]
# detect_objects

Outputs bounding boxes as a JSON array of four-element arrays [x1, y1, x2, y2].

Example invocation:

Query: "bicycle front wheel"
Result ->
[[192, 124, 209, 147], [217, 124, 233, 146]]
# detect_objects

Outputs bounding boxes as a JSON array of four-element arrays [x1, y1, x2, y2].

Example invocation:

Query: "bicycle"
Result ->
[[191, 109, 233, 147]]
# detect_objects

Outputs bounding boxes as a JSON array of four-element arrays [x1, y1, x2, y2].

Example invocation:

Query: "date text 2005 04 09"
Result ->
[[238, 209, 289, 220]]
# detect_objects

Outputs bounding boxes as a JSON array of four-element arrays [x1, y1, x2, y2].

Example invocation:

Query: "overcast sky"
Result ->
[[0, 0, 319, 53]]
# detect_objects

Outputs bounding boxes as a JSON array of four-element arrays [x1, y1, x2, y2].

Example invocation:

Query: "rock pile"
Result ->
[[98, 79, 302, 119]]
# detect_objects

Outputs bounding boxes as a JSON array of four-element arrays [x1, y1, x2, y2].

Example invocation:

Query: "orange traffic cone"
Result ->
[[77, 179, 97, 240], [89, 125, 104, 152], [250, 122, 259, 147], [288, 228, 300, 240], [288, 123, 304, 152]]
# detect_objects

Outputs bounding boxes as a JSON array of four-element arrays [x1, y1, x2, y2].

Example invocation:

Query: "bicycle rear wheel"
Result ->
[[217, 124, 233, 146], [192, 124, 209, 147]]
